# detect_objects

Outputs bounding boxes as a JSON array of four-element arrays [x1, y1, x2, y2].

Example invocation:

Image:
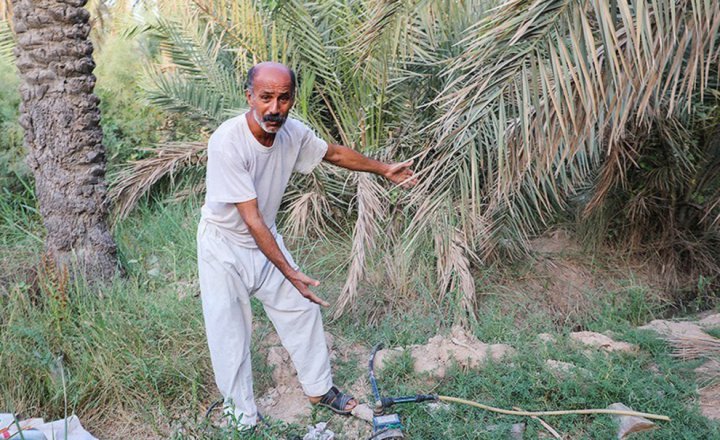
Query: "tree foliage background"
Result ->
[[1, 0, 718, 322], [106, 0, 720, 323]]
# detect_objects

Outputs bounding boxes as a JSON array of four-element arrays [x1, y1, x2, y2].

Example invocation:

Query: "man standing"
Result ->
[[197, 62, 416, 431]]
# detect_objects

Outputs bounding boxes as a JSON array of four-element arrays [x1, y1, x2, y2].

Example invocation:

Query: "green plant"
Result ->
[[93, 26, 204, 172]]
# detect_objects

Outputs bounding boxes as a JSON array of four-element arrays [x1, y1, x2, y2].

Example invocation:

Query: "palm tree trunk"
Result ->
[[12, 0, 118, 281]]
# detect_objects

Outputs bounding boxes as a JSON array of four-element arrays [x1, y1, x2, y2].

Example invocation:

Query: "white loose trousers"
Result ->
[[197, 221, 333, 426]]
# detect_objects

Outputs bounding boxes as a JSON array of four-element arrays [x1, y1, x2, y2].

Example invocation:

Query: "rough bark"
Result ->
[[12, 0, 118, 281]]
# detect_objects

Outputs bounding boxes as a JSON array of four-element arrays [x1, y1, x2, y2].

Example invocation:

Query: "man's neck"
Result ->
[[245, 112, 276, 147]]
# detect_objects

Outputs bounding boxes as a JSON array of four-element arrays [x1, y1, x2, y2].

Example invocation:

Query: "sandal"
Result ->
[[313, 386, 356, 415]]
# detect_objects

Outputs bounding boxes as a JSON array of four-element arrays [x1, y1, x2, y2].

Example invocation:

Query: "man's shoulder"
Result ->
[[282, 117, 312, 136], [208, 115, 247, 152]]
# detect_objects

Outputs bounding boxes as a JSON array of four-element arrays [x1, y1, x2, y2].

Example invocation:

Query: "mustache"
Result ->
[[263, 114, 286, 123]]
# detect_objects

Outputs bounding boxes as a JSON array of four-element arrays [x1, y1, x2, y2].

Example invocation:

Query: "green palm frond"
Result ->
[[347, 0, 410, 65], [144, 71, 231, 125], [406, 0, 720, 263], [191, 0, 295, 68], [274, 0, 342, 90], [146, 15, 244, 100]]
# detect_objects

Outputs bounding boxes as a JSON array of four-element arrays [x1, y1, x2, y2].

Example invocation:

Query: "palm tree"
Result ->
[[423, 0, 720, 290], [11, 0, 118, 281]]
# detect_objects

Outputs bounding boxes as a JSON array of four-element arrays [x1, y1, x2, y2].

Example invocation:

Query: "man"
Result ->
[[197, 62, 416, 431]]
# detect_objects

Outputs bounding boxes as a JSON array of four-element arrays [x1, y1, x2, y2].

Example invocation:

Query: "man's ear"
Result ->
[[245, 89, 252, 105]]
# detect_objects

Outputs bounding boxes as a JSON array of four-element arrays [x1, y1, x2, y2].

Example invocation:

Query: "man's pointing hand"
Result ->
[[384, 160, 418, 188], [288, 270, 330, 307]]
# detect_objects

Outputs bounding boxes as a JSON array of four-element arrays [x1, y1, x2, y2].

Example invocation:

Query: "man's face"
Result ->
[[246, 68, 294, 134]]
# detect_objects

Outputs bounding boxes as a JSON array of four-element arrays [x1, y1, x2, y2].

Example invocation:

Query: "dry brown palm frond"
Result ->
[[382, 243, 413, 302], [433, 214, 479, 327], [667, 334, 720, 361], [583, 139, 639, 217], [163, 181, 206, 204], [110, 141, 207, 222], [285, 181, 332, 240], [708, 193, 720, 227], [333, 172, 387, 319]]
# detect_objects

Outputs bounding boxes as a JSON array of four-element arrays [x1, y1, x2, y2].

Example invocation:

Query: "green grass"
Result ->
[[368, 331, 717, 439], [1, 193, 718, 439], [707, 328, 720, 339]]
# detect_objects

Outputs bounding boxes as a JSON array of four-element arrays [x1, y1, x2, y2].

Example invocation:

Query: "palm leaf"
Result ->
[[333, 172, 387, 318], [110, 142, 207, 221], [0, 19, 14, 64]]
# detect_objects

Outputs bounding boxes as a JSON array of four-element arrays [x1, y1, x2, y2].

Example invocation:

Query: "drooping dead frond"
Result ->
[[433, 217, 479, 327], [163, 181, 207, 205], [381, 242, 413, 302], [110, 141, 207, 221], [285, 176, 333, 240], [333, 172, 387, 319]]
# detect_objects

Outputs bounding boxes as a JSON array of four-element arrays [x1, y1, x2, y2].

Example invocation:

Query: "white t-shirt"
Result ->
[[200, 114, 328, 247]]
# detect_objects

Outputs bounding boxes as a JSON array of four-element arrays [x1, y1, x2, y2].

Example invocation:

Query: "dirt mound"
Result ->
[[512, 230, 601, 322], [698, 313, 720, 329], [529, 228, 580, 254], [570, 331, 638, 353], [696, 359, 720, 420], [639, 320, 712, 339], [699, 382, 720, 420], [639, 318, 720, 420], [375, 326, 514, 378], [511, 229, 663, 326]]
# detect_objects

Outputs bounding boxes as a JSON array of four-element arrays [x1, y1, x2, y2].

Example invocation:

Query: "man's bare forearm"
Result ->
[[323, 143, 417, 188], [235, 200, 328, 306], [245, 215, 295, 276], [235, 200, 295, 276], [323, 143, 390, 176]]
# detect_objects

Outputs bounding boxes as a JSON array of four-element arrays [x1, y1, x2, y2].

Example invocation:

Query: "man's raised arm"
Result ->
[[322, 143, 418, 187], [235, 199, 329, 307]]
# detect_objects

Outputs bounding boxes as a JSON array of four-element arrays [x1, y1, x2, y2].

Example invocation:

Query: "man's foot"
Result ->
[[223, 405, 258, 433], [309, 386, 358, 415]]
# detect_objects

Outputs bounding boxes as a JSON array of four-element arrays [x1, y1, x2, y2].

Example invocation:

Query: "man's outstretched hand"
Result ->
[[288, 270, 330, 307], [384, 160, 418, 188]]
